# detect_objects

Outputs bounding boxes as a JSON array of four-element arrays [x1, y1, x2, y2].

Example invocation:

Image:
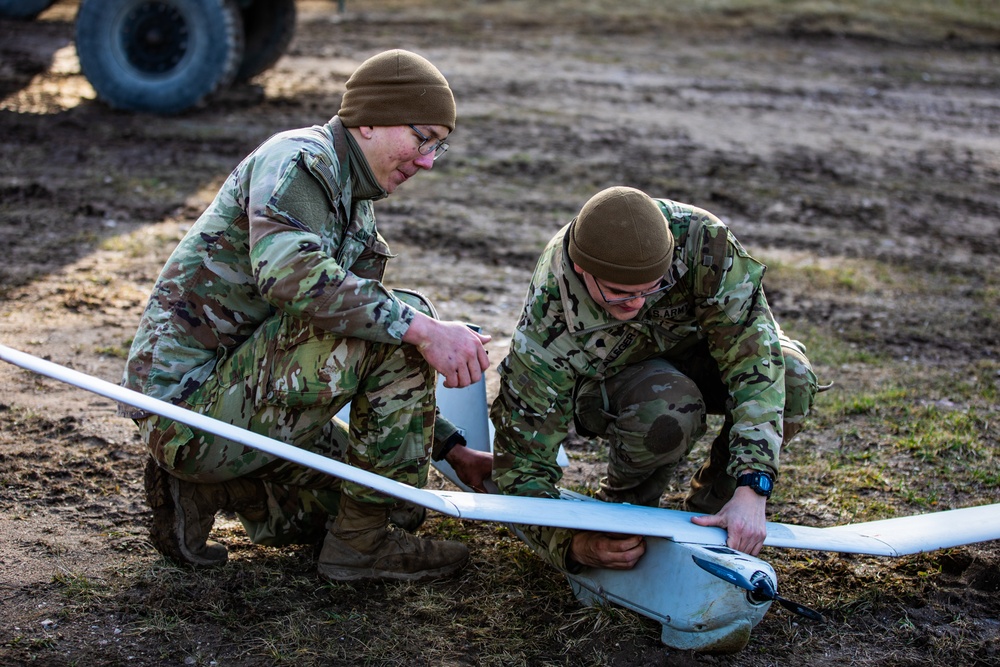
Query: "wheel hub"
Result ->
[[122, 2, 189, 74]]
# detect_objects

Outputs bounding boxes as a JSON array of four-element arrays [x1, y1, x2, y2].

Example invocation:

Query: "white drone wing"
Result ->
[[763, 504, 1000, 556], [2, 343, 998, 557], [0, 343, 725, 545]]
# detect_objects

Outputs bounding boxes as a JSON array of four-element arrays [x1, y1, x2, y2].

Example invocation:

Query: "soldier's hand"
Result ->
[[404, 314, 491, 388], [445, 445, 492, 492], [690, 486, 767, 556], [569, 531, 646, 569]]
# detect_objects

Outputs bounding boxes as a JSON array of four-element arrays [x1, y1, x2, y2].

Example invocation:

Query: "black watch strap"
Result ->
[[432, 431, 466, 462], [736, 471, 774, 498]]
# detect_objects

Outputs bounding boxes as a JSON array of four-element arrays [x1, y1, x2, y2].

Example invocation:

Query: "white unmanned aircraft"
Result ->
[[1, 343, 998, 654]]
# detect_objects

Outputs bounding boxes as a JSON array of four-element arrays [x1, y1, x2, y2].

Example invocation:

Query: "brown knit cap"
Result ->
[[338, 49, 456, 131], [568, 186, 674, 285]]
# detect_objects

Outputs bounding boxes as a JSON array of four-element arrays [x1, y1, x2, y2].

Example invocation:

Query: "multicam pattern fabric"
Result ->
[[120, 117, 458, 544], [122, 117, 413, 408], [490, 199, 816, 570]]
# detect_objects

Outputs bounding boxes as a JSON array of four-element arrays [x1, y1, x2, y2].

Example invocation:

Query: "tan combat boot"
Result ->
[[388, 501, 427, 532], [144, 457, 268, 567], [317, 495, 468, 582]]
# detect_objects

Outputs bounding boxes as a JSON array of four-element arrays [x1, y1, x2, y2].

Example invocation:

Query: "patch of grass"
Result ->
[[778, 326, 844, 375], [783, 360, 999, 522], [823, 384, 909, 417], [763, 253, 974, 304], [52, 571, 101, 603], [36, 520, 661, 666], [562, 482, 598, 497], [971, 359, 999, 402], [96, 337, 132, 359], [99, 226, 186, 257], [2, 635, 58, 651], [891, 405, 990, 461], [764, 256, 896, 295]]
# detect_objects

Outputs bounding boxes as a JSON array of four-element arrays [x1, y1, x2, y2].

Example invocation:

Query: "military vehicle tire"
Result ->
[[0, 0, 57, 20], [236, 0, 296, 82], [75, 0, 245, 114]]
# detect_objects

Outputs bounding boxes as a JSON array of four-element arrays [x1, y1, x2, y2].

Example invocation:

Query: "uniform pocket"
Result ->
[[139, 414, 198, 472], [263, 316, 354, 409], [358, 366, 432, 467]]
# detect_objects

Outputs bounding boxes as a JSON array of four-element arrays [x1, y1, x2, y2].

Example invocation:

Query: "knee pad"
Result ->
[[577, 360, 707, 457]]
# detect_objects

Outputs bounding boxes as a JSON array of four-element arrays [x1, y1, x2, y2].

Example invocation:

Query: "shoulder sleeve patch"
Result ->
[[701, 223, 732, 296], [267, 159, 332, 233]]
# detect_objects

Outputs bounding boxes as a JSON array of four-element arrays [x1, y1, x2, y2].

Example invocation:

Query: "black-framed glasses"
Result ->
[[594, 277, 670, 305], [409, 125, 449, 160]]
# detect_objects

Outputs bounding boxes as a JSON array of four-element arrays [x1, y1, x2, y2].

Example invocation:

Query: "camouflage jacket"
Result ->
[[490, 199, 786, 570], [121, 117, 461, 447]]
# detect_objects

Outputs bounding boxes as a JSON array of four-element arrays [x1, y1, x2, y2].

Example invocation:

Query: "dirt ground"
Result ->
[[1, 1, 998, 665]]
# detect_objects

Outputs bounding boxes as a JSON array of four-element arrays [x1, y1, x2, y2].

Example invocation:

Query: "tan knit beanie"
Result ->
[[568, 186, 674, 284], [338, 49, 456, 131]]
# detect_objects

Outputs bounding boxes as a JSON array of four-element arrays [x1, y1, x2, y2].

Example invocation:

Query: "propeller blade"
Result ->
[[692, 555, 826, 623], [775, 597, 826, 623], [692, 555, 755, 591], [750, 571, 826, 623]]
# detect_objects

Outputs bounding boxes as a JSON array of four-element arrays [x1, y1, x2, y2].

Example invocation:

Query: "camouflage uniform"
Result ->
[[490, 199, 818, 571], [121, 117, 462, 546]]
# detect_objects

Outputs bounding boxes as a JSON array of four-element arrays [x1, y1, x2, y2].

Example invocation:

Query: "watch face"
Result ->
[[740, 472, 773, 497]]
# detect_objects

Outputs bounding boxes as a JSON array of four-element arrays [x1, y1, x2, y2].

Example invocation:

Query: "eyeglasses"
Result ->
[[409, 125, 449, 160], [594, 277, 670, 305]]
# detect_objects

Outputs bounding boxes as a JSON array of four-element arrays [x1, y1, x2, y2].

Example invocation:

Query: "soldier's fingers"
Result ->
[[441, 367, 459, 388], [468, 357, 484, 383], [456, 363, 472, 388]]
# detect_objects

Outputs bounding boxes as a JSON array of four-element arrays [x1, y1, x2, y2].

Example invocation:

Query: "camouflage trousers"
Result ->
[[574, 335, 817, 513], [137, 291, 436, 546]]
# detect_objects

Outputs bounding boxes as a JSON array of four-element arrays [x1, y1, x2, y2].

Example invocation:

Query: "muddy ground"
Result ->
[[1, 1, 998, 665]]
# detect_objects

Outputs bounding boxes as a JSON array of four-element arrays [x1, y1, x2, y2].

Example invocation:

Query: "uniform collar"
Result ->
[[342, 125, 388, 201]]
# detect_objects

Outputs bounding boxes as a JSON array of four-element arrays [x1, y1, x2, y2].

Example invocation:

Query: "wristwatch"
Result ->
[[736, 471, 774, 498]]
